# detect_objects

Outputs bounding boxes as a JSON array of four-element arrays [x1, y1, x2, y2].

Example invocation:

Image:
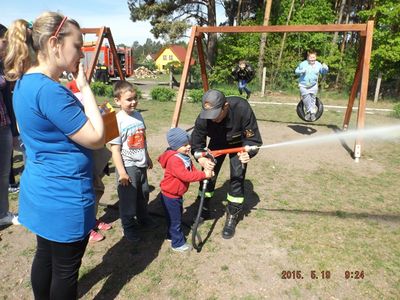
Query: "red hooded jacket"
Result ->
[[158, 150, 206, 199]]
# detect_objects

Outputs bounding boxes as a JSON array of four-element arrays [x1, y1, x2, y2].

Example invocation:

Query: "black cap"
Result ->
[[200, 89, 226, 119]]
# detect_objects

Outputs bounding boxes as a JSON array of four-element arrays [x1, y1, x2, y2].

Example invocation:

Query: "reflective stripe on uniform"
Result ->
[[199, 191, 214, 198], [227, 193, 244, 204]]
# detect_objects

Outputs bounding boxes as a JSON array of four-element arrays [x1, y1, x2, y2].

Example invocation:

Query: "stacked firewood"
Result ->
[[133, 66, 158, 79]]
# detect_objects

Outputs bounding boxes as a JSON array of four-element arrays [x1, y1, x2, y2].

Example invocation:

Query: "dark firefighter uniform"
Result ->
[[191, 89, 262, 239]]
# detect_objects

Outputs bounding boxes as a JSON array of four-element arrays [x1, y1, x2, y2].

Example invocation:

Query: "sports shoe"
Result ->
[[311, 105, 318, 114], [0, 212, 20, 226], [96, 220, 112, 231], [89, 230, 104, 242], [246, 92, 251, 99], [171, 242, 192, 253], [310, 113, 316, 122]]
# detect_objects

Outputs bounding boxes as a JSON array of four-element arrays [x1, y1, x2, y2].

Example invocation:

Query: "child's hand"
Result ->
[[322, 63, 328, 70], [204, 169, 214, 178], [118, 172, 131, 186]]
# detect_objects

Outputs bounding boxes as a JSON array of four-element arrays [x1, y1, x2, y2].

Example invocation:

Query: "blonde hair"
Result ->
[[4, 11, 80, 81]]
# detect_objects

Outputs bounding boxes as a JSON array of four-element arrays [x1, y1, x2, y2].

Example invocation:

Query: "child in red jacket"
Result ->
[[158, 128, 213, 252]]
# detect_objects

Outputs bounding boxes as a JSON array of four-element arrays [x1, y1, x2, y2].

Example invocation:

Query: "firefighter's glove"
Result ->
[[238, 151, 250, 164]]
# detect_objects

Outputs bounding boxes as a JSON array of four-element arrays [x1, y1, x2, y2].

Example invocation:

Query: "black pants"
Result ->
[[199, 152, 247, 199], [31, 235, 89, 300]]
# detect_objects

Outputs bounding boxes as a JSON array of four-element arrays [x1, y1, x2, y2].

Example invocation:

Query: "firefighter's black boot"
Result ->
[[222, 203, 242, 239]]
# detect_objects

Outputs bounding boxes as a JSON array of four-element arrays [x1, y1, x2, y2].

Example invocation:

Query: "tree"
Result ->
[[358, 0, 400, 99], [127, 0, 218, 67]]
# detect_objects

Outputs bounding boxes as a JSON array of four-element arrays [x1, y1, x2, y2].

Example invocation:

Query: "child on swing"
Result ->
[[295, 50, 329, 121]]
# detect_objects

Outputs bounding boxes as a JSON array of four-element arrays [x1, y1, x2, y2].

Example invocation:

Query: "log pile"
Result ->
[[133, 66, 158, 79]]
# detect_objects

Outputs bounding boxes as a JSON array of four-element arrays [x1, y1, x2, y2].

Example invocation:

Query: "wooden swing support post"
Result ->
[[80, 27, 125, 81], [171, 21, 374, 161]]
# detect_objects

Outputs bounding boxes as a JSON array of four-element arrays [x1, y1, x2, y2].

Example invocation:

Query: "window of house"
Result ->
[[163, 55, 167, 60], [169, 55, 173, 60]]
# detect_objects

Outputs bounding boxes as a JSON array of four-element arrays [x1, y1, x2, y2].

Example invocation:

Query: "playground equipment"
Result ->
[[81, 27, 127, 81], [171, 21, 374, 161], [296, 97, 324, 122], [82, 43, 133, 79]]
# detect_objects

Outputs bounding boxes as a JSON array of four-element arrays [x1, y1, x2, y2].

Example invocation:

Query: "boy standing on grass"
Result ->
[[109, 81, 157, 243], [158, 128, 214, 252]]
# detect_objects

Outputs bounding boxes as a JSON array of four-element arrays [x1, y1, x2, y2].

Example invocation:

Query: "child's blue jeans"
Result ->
[[238, 79, 251, 95], [161, 194, 185, 248]]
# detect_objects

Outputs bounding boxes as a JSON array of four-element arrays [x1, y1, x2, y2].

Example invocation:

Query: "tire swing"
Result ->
[[296, 96, 324, 122]]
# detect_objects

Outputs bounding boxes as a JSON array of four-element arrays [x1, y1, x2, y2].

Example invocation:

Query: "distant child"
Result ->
[[231, 60, 255, 99], [158, 128, 214, 252], [295, 50, 329, 121], [109, 81, 156, 243]]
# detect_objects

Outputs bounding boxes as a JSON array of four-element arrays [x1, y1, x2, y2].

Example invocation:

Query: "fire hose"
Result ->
[[191, 145, 259, 251]]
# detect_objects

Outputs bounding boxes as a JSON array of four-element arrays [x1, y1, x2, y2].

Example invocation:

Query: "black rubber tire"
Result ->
[[296, 96, 324, 122]]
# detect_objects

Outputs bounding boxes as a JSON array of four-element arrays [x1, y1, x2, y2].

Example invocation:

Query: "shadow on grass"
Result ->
[[78, 231, 164, 299], [257, 207, 400, 223], [184, 179, 260, 252], [327, 124, 354, 157], [258, 119, 355, 158], [287, 124, 317, 135], [78, 192, 166, 299]]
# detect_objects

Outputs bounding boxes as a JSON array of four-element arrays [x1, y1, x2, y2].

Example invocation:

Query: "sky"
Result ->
[[2, 0, 226, 46], [1, 0, 158, 46]]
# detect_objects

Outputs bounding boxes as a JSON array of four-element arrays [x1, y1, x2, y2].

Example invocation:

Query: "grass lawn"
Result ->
[[2, 94, 400, 299]]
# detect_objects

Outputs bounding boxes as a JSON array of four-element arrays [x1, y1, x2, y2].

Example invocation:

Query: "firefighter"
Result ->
[[191, 89, 263, 239], [95, 63, 109, 83]]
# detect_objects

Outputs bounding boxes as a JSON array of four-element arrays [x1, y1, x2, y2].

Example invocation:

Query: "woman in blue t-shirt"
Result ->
[[5, 12, 104, 299]]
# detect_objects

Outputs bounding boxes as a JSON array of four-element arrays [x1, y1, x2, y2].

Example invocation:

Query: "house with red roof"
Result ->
[[153, 45, 195, 72]]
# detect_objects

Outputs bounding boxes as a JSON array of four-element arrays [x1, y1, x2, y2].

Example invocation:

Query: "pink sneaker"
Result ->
[[96, 220, 112, 231], [89, 230, 104, 242]]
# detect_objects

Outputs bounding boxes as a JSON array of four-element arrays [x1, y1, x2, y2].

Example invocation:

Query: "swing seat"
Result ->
[[296, 96, 324, 122]]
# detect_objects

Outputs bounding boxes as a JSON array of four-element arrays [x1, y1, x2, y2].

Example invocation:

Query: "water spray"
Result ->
[[195, 124, 400, 162], [256, 124, 400, 154]]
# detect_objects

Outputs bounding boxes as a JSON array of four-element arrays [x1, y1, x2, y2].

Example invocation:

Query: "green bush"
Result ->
[[393, 103, 400, 118], [150, 87, 176, 102], [90, 82, 114, 98], [135, 88, 143, 100], [104, 85, 114, 98], [90, 82, 106, 96], [186, 86, 247, 103], [187, 89, 204, 103], [90, 81, 143, 100]]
